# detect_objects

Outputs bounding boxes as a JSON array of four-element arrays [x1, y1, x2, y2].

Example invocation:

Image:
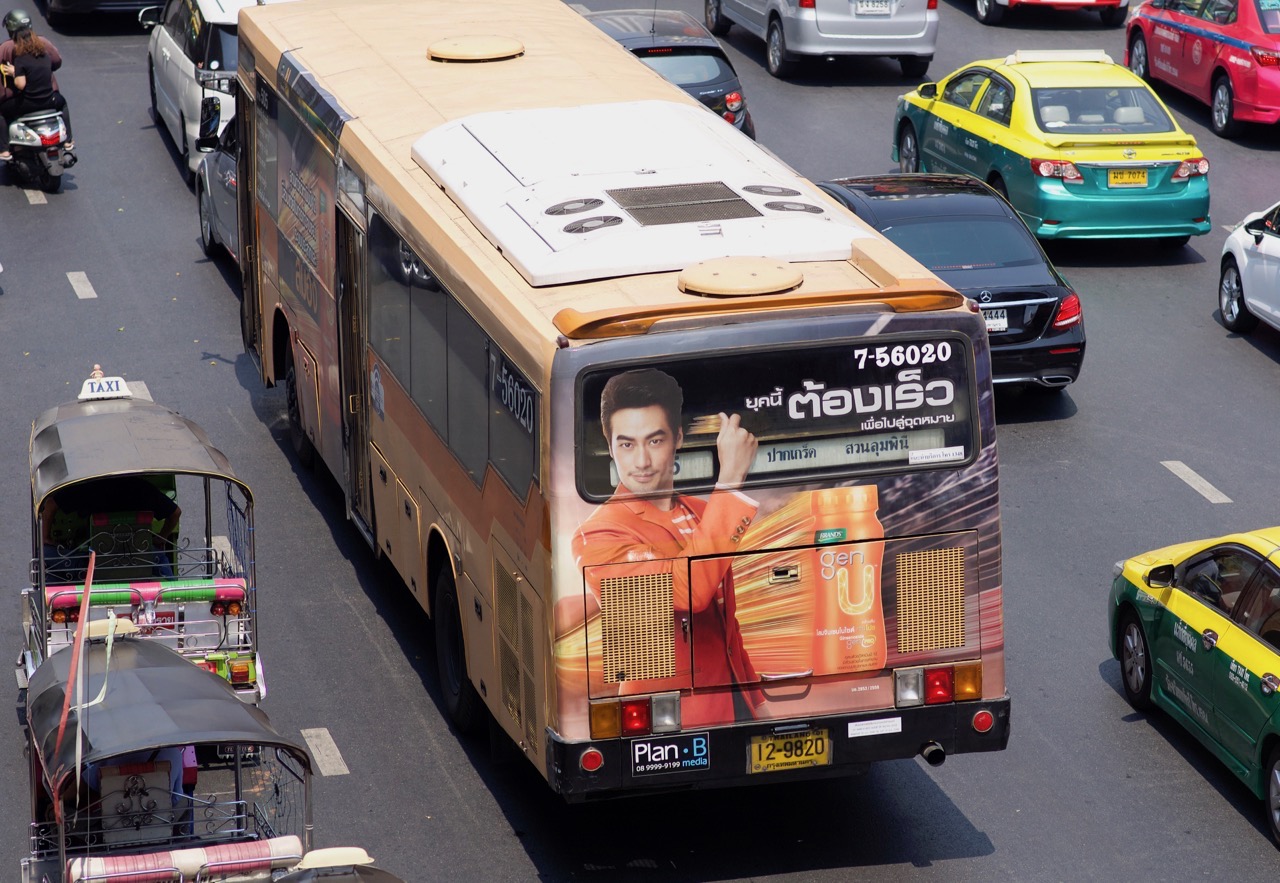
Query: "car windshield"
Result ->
[[635, 48, 736, 88], [878, 216, 1057, 286], [1257, 0, 1280, 33], [1031, 86, 1175, 134], [206, 24, 237, 71]]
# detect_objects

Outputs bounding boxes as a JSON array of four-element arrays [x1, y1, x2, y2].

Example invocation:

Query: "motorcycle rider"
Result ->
[[0, 10, 69, 160]]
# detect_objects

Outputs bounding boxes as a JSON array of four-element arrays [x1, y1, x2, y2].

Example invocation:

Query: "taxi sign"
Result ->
[[78, 375, 133, 402]]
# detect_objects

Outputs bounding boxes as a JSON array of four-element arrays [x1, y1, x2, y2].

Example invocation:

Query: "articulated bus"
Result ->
[[228, 0, 1009, 798]]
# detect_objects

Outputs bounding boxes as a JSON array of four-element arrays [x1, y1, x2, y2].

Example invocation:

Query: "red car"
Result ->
[[1125, 0, 1280, 137]]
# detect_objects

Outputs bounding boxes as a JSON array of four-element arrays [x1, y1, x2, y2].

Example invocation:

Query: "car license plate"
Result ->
[[983, 308, 1008, 333], [856, 0, 892, 13], [749, 728, 831, 773], [1107, 168, 1147, 188]]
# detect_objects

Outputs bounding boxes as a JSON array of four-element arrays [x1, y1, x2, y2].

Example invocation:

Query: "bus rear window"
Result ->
[[576, 336, 976, 502]]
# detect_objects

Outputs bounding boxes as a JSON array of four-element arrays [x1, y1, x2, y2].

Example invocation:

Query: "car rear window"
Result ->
[[1031, 86, 1175, 134], [634, 48, 736, 88], [1258, 0, 1280, 33], [878, 217, 1056, 285]]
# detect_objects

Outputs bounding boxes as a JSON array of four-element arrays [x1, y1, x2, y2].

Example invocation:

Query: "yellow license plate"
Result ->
[[1108, 168, 1148, 187], [748, 728, 831, 774]]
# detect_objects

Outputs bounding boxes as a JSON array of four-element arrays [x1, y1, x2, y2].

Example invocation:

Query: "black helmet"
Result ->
[[4, 9, 32, 38]]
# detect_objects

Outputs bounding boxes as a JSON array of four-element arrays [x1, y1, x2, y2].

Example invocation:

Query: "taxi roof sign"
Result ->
[[78, 375, 133, 402]]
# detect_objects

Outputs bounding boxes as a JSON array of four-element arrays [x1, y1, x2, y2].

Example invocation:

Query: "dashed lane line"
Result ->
[[67, 271, 97, 299], [301, 727, 350, 776], [1161, 460, 1232, 504]]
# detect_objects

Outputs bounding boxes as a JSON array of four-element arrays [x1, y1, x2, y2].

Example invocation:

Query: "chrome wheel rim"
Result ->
[[1130, 40, 1147, 78], [976, 0, 989, 16], [1270, 760, 1280, 835], [899, 129, 918, 172], [1122, 622, 1146, 694], [767, 26, 782, 72], [708, 0, 719, 26], [1213, 83, 1231, 131], [1220, 266, 1242, 322], [199, 190, 212, 247]]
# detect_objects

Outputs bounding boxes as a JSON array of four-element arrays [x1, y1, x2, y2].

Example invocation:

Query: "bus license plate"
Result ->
[[749, 729, 831, 773], [983, 308, 1008, 333], [1107, 168, 1147, 188]]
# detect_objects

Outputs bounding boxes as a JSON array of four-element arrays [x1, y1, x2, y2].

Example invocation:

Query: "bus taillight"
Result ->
[[589, 701, 622, 739], [924, 667, 954, 705], [953, 661, 982, 700], [895, 668, 925, 707], [589, 694, 682, 739], [972, 710, 995, 733], [621, 699, 651, 736]]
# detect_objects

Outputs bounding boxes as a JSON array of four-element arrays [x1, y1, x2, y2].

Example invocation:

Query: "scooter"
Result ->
[[6, 108, 75, 193]]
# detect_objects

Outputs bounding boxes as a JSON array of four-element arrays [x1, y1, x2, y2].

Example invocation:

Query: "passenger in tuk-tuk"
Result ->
[[41, 475, 182, 581]]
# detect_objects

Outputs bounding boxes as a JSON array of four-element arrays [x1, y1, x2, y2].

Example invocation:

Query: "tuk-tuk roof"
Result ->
[[27, 638, 309, 798], [29, 396, 250, 507]]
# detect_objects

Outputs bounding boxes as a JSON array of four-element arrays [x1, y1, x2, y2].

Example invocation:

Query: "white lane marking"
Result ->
[[24, 189, 47, 205], [301, 727, 350, 776], [1161, 460, 1232, 504], [67, 271, 97, 299]]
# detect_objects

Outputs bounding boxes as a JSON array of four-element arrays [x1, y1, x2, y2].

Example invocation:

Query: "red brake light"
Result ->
[[1053, 292, 1082, 329], [928, 0, 937, 8], [1031, 158, 1082, 183], [1173, 157, 1209, 179], [1253, 47, 1280, 67], [725, 91, 744, 113], [197, 660, 219, 674], [799, 0, 815, 6], [228, 660, 252, 684], [620, 698, 652, 735], [924, 667, 954, 705]]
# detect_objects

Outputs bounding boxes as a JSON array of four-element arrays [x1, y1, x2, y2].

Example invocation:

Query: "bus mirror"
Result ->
[[196, 97, 221, 152], [1145, 564, 1174, 588]]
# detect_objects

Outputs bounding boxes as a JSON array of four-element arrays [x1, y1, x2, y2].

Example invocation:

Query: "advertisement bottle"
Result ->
[[811, 486, 887, 676]]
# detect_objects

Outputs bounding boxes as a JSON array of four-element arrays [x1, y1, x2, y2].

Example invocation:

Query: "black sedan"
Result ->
[[820, 174, 1085, 392], [583, 8, 755, 140]]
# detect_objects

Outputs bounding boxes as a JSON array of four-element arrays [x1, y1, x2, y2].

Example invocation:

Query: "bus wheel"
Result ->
[[1119, 612, 1153, 711], [434, 569, 485, 735], [285, 349, 316, 469]]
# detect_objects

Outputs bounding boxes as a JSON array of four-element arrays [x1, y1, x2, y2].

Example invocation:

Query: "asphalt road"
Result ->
[[1, 1, 1278, 880]]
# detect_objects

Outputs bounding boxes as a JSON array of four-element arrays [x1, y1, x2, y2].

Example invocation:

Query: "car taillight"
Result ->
[[927, 0, 937, 8], [1252, 47, 1280, 67], [799, 0, 815, 6], [1053, 292, 1082, 329], [725, 91, 744, 113], [1031, 158, 1083, 183], [1172, 157, 1210, 179]]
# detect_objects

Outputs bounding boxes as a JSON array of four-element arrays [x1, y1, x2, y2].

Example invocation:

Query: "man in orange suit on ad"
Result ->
[[569, 368, 764, 726]]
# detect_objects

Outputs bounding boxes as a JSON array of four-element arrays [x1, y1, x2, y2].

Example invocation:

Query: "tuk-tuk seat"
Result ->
[[67, 834, 303, 882], [88, 510, 172, 580], [95, 761, 176, 846], [46, 577, 248, 610]]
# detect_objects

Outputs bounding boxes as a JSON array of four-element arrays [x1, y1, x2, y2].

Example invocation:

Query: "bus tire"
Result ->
[[285, 349, 316, 470], [434, 568, 485, 735], [1119, 611, 1154, 711]]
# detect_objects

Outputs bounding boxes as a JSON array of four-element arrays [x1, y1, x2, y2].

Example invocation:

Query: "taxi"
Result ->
[[1125, 0, 1280, 138], [1108, 526, 1280, 844], [892, 50, 1212, 244]]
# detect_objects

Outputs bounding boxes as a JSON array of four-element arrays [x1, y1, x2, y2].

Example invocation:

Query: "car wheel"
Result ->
[[1211, 75, 1239, 139], [899, 56, 929, 79], [705, 0, 731, 36], [975, 0, 1005, 25], [1219, 256, 1258, 333], [285, 348, 316, 469], [1119, 611, 1154, 711], [199, 184, 217, 257], [766, 19, 796, 79], [1128, 33, 1151, 83], [179, 114, 195, 187], [988, 174, 1009, 202], [1160, 235, 1191, 250], [1099, 5, 1126, 25], [148, 61, 158, 118], [434, 568, 485, 735], [897, 123, 921, 173], [1267, 745, 1280, 846]]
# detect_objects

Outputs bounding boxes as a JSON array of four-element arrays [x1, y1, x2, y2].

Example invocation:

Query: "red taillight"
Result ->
[[620, 698, 652, 735], [799, 0, 815, 6], [1252, 47, 1280, 67], [928, 0, 937, 8], [580, 747, 605, 773], [972, 710, 995, 733], [40, 132, 60, 146], [1053, 292, 1082, 329], [228, 660, 252, 684], [1172, 157, 1210, 179], [197, 660, 219, 674], [211, 600, 243, 616], [725, 91, 744, 113], [1031, 158, 1083, 183], [924, 667, 954, 705]]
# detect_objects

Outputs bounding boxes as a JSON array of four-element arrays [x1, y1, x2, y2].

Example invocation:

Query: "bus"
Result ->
[[226, 0, 1010, 798]]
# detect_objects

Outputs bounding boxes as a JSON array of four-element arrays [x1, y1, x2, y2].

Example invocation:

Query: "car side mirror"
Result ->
[[195, 96, 221, 153], [138, 5, 161, 29], [1244, 218, 1267, 244], [918, 82, 938, 100], [1145, 564, 1175, 589]]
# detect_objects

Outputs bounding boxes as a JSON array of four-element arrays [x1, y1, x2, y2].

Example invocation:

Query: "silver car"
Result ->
[[705, 0, 936, 79]]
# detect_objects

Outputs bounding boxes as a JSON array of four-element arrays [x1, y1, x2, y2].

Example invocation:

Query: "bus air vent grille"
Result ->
[[605, 181, 761, 227], [895, 547, 965, 653], [600, 572, 675, 683]]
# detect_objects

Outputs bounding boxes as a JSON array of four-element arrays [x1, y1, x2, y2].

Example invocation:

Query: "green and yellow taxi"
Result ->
[[892, 50, 1212, 245], [1109, 527, 1280, 843]]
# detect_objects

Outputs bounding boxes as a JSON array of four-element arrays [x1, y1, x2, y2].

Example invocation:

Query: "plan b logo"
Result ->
[[630, 733, 711, 776]]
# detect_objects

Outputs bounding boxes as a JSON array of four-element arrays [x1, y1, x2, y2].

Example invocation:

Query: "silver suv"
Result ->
[[705, 0, 936, 79]]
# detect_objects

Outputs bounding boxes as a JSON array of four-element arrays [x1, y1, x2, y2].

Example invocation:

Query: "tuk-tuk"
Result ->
[[21, 370, 262, 701], [21, 625, 405, 883]]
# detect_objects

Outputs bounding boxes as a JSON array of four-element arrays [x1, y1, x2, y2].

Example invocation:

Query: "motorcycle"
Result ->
[[6, 107, 74, 193]]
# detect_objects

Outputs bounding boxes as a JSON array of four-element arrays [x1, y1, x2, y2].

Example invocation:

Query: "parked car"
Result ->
[[703, 0, 935, 79], [820, 174, 1085, 391], [1109, 526, 1280, 845], [893, 50, 1211, 246], [1126, 0, 1280, 138], [583, 8, 755, 139], [972, 0, 1128, 27], [197, 115, 239, 263], [1218, 198, 1280, 333]]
